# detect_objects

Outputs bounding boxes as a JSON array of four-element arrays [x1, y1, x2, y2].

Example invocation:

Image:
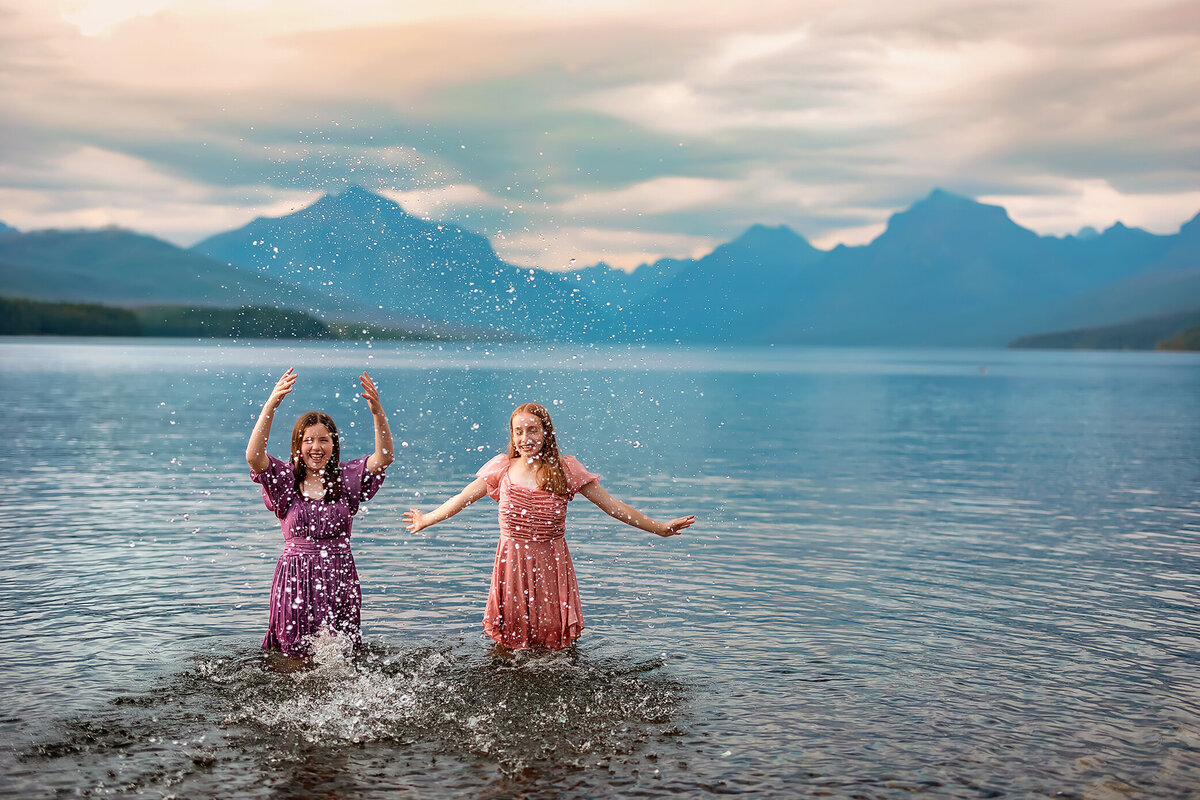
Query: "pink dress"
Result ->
[[475, 454, 599, 650]]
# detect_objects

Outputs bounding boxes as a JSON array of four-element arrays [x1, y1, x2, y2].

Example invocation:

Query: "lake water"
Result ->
[[1, 338, 1199, 798]]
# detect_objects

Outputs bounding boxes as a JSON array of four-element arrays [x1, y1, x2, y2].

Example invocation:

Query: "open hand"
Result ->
[[360, 372, 384, 415], [403, 508, 427, 534], [657, 515, 695, 537], [266, 368, 296, 411]]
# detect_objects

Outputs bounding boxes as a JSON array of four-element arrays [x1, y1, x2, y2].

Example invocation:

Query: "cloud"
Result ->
[[378, 183, 505, 220], [494, 225, 719, 272], [0, 0, 1197, 261], [550, 170, 878, 245], [0, 143, 316, 242], [558, 176, 732, 217], [980, 178, 1200, 236]]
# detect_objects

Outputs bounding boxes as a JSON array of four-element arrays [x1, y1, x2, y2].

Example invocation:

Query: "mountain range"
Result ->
[[0, 227, 375, 322], [3, 187, 1198, 346], [192, 188, 619, 340]]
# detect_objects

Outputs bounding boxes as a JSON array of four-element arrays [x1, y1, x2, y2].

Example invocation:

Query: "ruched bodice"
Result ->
[[498, 480, 569, 541]]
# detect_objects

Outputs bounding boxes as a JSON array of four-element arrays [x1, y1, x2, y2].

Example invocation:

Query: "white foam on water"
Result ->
[[190, 639, 683, 777]]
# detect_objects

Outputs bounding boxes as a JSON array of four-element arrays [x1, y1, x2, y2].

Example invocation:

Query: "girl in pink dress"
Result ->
[[404, 402, 694, 650]]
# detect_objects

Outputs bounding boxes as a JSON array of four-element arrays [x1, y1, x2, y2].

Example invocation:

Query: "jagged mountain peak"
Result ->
[[708, 224, 822, 268], [728, 223, 816, 250], [314, 185, 400, 212], [876, 187, 1033, 247], [904, 188, 1012, 222], [297, 186, 417, 225], [1178, 211, 1200, 239]]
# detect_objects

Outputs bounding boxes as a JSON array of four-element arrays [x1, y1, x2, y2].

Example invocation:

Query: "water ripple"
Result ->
[[2, 341, 1199, 797]]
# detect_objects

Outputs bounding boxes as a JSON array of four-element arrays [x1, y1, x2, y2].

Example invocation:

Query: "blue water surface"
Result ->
[[1, 339, 1198, 798]]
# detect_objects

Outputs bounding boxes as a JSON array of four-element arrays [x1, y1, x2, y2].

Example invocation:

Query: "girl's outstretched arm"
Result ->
[[404, 478, 488, 533], [246, 368, 296, 474], [359, 372, 394, 473], [578, 482, 694, 537]]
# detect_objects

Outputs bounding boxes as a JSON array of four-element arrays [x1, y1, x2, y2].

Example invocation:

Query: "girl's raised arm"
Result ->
[[359, 372, 394, 473], [404, 478, 489, 533], [577, 482, 694, 537], [246, 368, 296, 474]]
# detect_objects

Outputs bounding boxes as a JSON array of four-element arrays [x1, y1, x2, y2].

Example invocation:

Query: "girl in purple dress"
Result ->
[[245, 368, 393, 657]]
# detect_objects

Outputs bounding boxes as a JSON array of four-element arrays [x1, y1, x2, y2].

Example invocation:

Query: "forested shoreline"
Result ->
[[0, 296, 433, 340]]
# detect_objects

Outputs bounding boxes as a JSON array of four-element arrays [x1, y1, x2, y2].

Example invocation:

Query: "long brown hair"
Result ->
[[508, 402, 568, 495], [290, 411, 343, 503]]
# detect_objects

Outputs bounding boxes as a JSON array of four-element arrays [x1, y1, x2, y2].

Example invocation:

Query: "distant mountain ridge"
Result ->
[[632, 190, 1200, 345], [3, 188, 1198, 346], [193, 187, 620, 339], [0, 227, 368, 315]]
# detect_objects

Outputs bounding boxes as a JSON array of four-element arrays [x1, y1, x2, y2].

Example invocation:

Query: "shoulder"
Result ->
[[477, 452, 512, 500], [559, 454, 600, 495], [339, 456, 368, 473], [251, 453, 294, 480], [476, 453, 513, 477], [559, 454, 589, 472]]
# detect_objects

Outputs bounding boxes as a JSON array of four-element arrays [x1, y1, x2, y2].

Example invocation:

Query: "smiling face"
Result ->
[[300, 423, 334, 472], [510, 412, 545, 460], [288, 410, 342, 501]]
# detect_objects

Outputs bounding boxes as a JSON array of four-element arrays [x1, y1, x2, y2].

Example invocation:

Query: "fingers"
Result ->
[[667, 515, 695, 533], [267, 369, 297, 407], [275, 369, 297, 392], [360, 372, 382, 408]]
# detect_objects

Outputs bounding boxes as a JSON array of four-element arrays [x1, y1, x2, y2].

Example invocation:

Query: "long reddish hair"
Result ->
[[290, 411, 343, 503], [508, 402, 568, 495]]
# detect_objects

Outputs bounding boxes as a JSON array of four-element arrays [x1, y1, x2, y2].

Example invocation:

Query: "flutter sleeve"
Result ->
[[341, 456, 386, 516], [475, 453, 510, 501], [250, 454, 296, 519], [560, 455, 599, 500]]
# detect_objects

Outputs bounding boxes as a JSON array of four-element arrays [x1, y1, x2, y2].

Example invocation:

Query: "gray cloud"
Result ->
[[0, 0, 1197, 261]]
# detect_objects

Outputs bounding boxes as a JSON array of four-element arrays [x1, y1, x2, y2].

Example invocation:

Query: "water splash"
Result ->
[[20, 641, 687, 796]]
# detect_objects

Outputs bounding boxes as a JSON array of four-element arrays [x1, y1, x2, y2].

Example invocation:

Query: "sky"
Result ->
[[1, 0, 1198, 270]]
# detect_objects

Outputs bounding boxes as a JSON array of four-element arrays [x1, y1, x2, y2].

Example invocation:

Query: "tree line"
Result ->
[[0, 296, 430, 340]]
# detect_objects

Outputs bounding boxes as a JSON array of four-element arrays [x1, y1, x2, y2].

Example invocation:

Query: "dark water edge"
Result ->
[[7, 640, 695, 800], [9, 632, 1199, 799]]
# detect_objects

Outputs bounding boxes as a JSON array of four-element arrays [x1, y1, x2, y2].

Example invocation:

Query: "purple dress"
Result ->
[[251, 454, 385, 656]]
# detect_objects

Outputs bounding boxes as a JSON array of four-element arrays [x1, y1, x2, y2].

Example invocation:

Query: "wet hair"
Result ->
[[508, 402, 568, 495], [290, 411, 343, 503]]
